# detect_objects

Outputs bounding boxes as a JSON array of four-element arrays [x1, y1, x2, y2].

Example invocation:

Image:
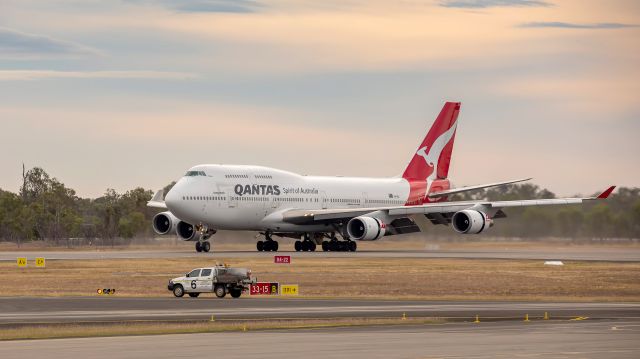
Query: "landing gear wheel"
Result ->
[[230, 288, 242, 298], [195, 242, 202, 252], [257, 241, 264, 252], [173, 285, 184, 298], [329, 241, 338, 252], [309, 242, 317, 252], [272, 241, 279, 251], [202, 241, 211, 253], [348, 241, 357, 252], [322, 241, 329, 252], [294, 241, 302, 252], [188, 293, 200, 298], [214, 285, 226, 298]]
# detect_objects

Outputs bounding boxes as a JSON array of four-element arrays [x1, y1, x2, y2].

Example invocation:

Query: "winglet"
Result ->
[[596, 186, 616, 199]]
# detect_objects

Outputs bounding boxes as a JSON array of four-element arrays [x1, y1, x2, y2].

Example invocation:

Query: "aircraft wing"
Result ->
[[281, 186, 616, 225], [147, 190, 167, 209], [427, 177, 532, 199]]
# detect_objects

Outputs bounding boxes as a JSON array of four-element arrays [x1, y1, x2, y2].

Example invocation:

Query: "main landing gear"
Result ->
[[294, 233, 318, 252], [317, 232, 356, 252], [257, 232, 279, 252], [321, 238, 357, 252]]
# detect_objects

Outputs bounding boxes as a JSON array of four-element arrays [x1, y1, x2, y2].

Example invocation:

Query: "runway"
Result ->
[[1, 319, 638, 358], [2, 246, 639, 261], [1, 297, 638, 324]]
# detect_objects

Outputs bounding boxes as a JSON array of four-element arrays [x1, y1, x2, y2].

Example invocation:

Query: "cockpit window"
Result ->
[[185, 171, 206, 177]]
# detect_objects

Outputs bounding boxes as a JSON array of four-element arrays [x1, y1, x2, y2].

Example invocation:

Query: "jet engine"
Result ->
[[152, 211, 178, 235], [346, 216, 386, 241], [177, 221, 197, 241], [451, 209, 492, 234]]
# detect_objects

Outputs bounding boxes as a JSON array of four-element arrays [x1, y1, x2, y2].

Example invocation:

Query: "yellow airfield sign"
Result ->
[[281, 284, 299, 296], [36, 257, 46, 268], [17, 257, 27, 267]]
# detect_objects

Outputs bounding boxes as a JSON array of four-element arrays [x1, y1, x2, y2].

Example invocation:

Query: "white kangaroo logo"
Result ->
[[416, 121, 457, 186]]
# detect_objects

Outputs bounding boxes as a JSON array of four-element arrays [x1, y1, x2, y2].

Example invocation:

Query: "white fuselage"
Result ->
[[165, 164, 415, 232]]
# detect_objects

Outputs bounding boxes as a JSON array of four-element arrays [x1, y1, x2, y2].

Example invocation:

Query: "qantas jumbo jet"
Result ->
[[148, 102, 614, 253]]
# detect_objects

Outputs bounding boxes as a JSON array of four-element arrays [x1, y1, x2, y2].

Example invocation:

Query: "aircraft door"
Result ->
[[227, 189, 237, 208], [321, 191, 328, 209]]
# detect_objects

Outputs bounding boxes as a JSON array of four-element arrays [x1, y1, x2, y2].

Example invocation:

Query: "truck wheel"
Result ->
[[195, 242, 202, 252], [188, 293, 200, 298], [202, 241, 211, 253], [173, 284, 185, 298], [214, 285, 226, 298], [230, 288, 242, 298]]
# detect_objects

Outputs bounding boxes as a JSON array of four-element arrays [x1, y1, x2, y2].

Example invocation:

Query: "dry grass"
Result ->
[[0, 317, 442, 341], [2, 257, 639, 301]]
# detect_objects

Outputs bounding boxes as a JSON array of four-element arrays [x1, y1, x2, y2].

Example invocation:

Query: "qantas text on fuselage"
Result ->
[[148, 102, 615, 253]]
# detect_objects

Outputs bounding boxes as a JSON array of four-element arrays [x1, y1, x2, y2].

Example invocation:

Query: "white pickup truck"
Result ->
[[168, 265, 255, 299]]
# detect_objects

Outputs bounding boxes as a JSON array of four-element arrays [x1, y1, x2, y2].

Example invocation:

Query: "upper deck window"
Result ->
[[185, 171, 206, 177]]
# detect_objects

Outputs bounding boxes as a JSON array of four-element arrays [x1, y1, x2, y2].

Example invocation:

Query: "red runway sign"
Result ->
[[274, 255, 291, 264], [250, 282, 279, 295]]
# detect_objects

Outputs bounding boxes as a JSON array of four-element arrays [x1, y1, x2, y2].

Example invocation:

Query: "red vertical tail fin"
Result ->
[[402, 102, 460, 181]]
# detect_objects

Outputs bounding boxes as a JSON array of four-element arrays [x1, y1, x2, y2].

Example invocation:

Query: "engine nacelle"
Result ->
[[451, 209, 492, 234], [152, 212, 178, 235], [177, 221, 197, 241], [346, 216, 386, 241]]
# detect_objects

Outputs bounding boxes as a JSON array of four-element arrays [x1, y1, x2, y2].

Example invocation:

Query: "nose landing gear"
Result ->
[[195, 240, 211, 253], [194, 225, 214, 253]]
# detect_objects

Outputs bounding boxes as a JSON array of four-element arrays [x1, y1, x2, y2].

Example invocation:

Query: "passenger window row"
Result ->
[[329, 198, 361, 204], [183, 196, 227, 201]]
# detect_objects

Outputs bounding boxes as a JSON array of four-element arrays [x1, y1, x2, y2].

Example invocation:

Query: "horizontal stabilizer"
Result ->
[[147, 190, 167, 209]]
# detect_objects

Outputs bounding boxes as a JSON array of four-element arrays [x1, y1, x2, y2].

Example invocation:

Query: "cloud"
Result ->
[[519, 22, 638, 29], [0, 70, 197, 81], [138, 0, 264, 13], [0, 27, 96, 57], [440, 0, 550, 8]]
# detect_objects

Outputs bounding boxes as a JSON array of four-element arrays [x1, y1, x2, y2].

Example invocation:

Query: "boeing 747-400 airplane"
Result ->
[[148, 102, 614, 252]]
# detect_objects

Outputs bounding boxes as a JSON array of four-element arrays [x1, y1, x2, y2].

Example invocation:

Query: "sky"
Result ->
[[0, 0, 638, 198]]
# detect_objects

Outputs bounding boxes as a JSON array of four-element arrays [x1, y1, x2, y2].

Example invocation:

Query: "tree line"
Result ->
[[0, 167, 638, 246]]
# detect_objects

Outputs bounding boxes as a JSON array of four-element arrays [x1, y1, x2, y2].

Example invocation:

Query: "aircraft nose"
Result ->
[[164, 184, 181, 210]]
